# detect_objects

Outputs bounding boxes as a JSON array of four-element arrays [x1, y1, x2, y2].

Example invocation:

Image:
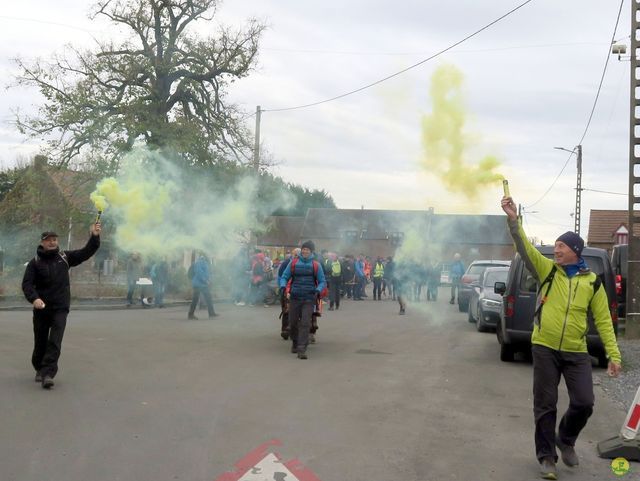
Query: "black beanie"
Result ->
[[301, 240, 315, 252], [556, 231, 584, 257]]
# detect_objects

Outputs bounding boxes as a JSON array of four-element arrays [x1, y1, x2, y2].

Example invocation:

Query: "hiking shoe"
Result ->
[[399, 308, 405, 315], [309, 333, 316, 344], [297, 351, 308, 360], [556, 437, 579, 467], [539, 457, 557, 480], [328, 306, 334, 311], [188, 314, 198, 320], [209, 313, 219, 318], [42, 376, 54, 389], [35, 372, 42, 383]]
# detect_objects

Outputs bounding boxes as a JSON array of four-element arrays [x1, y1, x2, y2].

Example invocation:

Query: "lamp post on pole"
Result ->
[[554, 145, 583, 236]]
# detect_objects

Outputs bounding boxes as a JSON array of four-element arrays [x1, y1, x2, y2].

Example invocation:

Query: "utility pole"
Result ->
[[553, 145, 582, 235], [574, 145, 582, 236], [253, 105, 261, 171], [627, 2, 640, 339]]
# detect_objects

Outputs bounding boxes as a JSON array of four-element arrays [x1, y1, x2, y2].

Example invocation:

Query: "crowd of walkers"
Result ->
[[231, 249, 448, 307]]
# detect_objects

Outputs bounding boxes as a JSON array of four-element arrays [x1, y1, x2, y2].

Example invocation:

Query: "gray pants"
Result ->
[[289, 298, 314, 353], [532, 344, 594, 462]]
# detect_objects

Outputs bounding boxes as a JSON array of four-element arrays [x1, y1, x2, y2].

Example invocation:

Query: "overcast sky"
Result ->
[[0, 0, 633, 243]]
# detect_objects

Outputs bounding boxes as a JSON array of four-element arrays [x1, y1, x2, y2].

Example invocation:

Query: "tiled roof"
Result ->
[[46, 168, 97, 212], [587, 210, 629, 244], [297, 208, 511, 245], [257, 216, 305, 246]]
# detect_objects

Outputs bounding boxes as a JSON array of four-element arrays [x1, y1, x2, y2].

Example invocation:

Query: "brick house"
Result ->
[[587, 210, 630, 252], [258, 208, 514, 263]]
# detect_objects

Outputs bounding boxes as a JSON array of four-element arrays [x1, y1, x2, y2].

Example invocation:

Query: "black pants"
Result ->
[[32, 309, 68, 378], [372, 278, 383, 300], [289, 298, 314, 352], [355, 276, 365, 299], [345, 282, 354, 299], [532, 345, 594, 462], [189, 286, 216, 317], [329, 278, 341, 308]]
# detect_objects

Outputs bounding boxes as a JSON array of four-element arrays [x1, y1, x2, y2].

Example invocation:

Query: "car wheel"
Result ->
[[500, 341, 515, 362], [497, 321, 515, 362], [458, 300, 468, 312], [476, 307, 487, 332]]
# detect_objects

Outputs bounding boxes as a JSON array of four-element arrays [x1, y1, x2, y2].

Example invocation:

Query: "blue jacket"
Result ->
[[192, 257, 211, 288], [355, 259, 365, 278], [279, 255, 326, 301], [450, 260, 465, 279]]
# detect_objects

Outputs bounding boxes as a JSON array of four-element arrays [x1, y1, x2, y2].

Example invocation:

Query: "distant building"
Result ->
[[258, 208, 514, 262], [587, 209, 632, 252]]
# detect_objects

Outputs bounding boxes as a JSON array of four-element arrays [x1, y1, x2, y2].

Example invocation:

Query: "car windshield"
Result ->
[[468, 263, 506, 275], [484, 270, 508, 287]]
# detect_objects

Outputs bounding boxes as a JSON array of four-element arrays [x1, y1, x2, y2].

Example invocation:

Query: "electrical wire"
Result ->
[[583, 187, 626, 196], [263, 0, 535, 113], [525, 0, 625, 209], [261, 41, 602, 57]]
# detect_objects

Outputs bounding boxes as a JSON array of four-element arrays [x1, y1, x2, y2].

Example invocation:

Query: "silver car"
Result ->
[[467, 266, 509, 332]]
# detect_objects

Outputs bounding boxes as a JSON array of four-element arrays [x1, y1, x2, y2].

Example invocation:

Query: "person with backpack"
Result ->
[[279, 240, 326, 359], [328, 252, 342, 311], [21, 224, 101, 389], [501, 194, 621, 480]]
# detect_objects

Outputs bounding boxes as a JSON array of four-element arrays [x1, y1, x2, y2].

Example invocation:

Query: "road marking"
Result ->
[[215, 440, 321, 481]]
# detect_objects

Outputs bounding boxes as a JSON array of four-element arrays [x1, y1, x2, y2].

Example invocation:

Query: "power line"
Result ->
[[0, 15, 103, 34], [525, 0, 625, 209], [577, 0, 625, 145], [262, 41, 603, 57], [263, 0, 535, 113], [583, 187, 626, 196]]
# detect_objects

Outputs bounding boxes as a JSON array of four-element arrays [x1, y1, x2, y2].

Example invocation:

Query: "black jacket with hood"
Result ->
[[22, 235, 100, 311]]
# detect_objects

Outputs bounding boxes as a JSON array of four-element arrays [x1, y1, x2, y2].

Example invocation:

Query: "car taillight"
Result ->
[[611, 301, 618, 324], [461, 275, 471, 284], [615, 275, 622, 296], [505, 295, 515, 317]]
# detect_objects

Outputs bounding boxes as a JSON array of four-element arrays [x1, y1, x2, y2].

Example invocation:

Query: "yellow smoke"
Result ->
[[421, 64, 503, 199], [87, 148, 294, 258], [90, 191, 108, 212]]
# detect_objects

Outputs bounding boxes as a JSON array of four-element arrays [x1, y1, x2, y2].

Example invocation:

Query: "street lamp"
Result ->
[[554, 145, 583, 235]]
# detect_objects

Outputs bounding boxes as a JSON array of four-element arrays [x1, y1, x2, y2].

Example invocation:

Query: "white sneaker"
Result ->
[[237, 302, 246, 306]]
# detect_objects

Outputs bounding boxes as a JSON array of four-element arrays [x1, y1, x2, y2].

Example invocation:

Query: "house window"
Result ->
[[615, 225, 629, 245], [343, 231, 358, 244], [387, 231, 404, 246]]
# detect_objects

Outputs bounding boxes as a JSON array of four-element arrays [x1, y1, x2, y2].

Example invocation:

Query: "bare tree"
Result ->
[[14, 0, 264, 171]]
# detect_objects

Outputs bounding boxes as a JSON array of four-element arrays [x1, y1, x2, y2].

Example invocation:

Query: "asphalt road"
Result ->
[[0, 290, 628, 481]]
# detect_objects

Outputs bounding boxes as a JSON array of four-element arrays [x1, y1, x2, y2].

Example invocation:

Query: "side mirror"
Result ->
[[494, 282, 506, 295]]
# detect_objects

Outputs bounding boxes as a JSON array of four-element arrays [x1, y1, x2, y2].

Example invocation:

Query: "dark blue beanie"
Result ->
[[556, 231, 584, 257]]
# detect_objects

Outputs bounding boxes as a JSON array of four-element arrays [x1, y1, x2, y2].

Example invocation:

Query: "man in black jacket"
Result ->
[[22, 223, 101, 389]]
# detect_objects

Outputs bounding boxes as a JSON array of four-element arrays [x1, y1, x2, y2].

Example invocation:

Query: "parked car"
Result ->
[[611, 244, 627, 318], [495, 246, 618, 367], [457, 259, 511, 312], [467, 266, 510, 332]]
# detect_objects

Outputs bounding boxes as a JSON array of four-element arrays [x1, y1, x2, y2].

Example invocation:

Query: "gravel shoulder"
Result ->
[[596, 339, 640, 413]]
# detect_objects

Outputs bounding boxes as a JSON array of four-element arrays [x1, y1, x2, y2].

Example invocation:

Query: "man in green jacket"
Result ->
[[501, 195, 621, 480]]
